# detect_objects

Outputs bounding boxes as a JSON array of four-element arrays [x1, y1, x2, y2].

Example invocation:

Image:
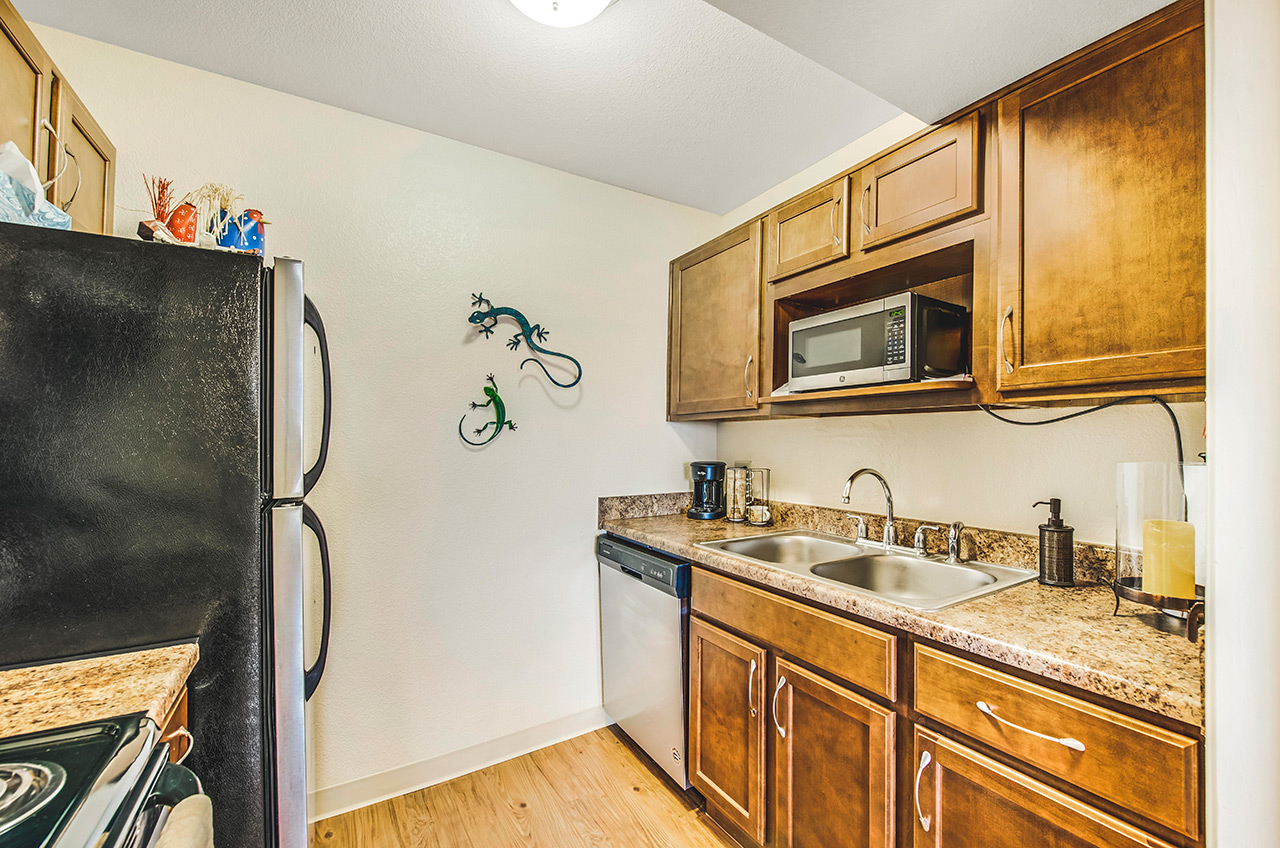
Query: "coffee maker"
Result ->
[[688, 461, 727, 520]]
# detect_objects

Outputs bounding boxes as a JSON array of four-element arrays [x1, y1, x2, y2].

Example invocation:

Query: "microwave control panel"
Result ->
[[886, 308, 907, 365]]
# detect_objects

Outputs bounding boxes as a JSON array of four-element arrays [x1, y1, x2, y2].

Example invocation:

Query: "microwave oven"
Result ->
[[787, 292, 968, 392]]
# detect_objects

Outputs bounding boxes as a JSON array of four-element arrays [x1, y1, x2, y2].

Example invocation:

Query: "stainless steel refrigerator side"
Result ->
[[272, 258, 306, 501], [270, 504, 308, 848]]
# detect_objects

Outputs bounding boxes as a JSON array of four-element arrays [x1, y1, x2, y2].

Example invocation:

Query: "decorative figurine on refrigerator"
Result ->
[[458, 374, 517, 446], [467, 293, 583, 388]]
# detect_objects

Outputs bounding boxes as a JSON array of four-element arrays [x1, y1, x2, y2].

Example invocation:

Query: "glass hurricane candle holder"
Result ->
[[1115, 461, 1206, 599]]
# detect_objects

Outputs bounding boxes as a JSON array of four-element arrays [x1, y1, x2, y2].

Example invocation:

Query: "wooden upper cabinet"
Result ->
[[860, 112, 979, 250], [689, 616, 767, 845], [996, 3, 1205, 393], [0, 0, 51, 171], [49, 75, 115, 235], [765, 176, 850, 282], [668, 221, 762, 416], [772, 658, 894, 848], [912, 727, 1175, 848]]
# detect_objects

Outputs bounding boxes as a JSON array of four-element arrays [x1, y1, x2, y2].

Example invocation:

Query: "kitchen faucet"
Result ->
[[842, 468, 896, 549]]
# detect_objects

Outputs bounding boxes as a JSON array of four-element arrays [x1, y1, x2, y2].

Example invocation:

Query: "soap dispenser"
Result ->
[[1033, 498, 1075, 586]]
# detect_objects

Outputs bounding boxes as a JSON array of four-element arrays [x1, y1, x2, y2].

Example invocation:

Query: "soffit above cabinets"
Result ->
[[702, 0, 1173, 122], [17, 0, 900, 214]]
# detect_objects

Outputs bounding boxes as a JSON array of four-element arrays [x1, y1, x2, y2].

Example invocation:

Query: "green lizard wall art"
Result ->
[[468, 293, 583, 388], [458, 374, 517, 446]]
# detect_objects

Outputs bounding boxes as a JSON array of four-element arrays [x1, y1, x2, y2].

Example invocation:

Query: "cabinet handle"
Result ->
[[744, 355, 753, 399], [161, 727, 194, 765], [831, 197, 841, 247], [772, 676, 787, 738], [748, 659, 757, 716], [914, 750, 933, 832], [998, 305, 1015, 374], [976, 701, 1086, 751], [862, 185, 872, 235]]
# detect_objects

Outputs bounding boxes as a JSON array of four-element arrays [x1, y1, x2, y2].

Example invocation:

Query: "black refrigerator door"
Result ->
[[0, 224, 269, 848]]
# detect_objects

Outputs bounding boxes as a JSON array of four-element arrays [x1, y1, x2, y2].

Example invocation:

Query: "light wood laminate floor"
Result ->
[[312, 727, 738, 847]]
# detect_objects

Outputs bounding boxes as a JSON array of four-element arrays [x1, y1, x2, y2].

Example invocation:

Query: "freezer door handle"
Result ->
[[302, 503, 332, 701], [302, 297, 331, 496]]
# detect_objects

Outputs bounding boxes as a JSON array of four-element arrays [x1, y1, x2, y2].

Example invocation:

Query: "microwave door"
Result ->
[[790, 302, 888, 391]]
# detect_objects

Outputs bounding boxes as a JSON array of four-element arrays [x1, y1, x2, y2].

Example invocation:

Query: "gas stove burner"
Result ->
[[0, 761, 67, 835]]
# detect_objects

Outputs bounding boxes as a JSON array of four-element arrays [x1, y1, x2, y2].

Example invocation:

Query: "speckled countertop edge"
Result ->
[[601, 512, 1203, 729], [0, 643, 199, 739]]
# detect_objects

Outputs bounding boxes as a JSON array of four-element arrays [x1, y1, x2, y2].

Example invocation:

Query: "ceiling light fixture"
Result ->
[[509, 0, 614, 28]]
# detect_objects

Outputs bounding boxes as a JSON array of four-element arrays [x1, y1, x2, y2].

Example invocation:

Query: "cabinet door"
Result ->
[[0, 0, 51, 171], [668, 221, 762, 416], [689, 616, 767, 844], [764, 177, 850, 282], [996, 5, 1204, 392], [772, 658, 894, 848], [860, 112, 978, 249], [912, 727, 1175, 848], [49, 75, 116, 235]]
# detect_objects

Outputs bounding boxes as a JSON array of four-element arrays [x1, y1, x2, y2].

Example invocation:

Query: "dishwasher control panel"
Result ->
[[597, 536, 689, 598]]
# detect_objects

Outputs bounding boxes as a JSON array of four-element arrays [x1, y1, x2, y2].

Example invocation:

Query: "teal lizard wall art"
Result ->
[[468, 293, 583, 388], [458, 374, 517, 446]]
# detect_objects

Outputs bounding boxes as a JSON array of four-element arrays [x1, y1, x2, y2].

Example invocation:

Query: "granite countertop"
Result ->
[[602, 513, 1204, 729], [0, 643, 199, 739]]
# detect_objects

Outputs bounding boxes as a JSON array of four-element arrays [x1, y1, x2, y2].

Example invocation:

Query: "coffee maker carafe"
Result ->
[[688, 461, 727, 520]]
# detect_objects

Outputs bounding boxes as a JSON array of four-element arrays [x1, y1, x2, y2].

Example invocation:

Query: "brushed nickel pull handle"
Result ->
[[976, 701, 1086, 751], [748, 659, 757, 716], [831, 197, 841, 247], [862, 185, 872, 235], [744, 355, 753, 399], [999, 305, 1014, 374], [915, 750, 932, 832], [772, 676, 787, 738]]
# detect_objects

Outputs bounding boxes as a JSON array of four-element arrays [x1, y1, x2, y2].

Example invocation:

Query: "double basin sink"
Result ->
[[697, 529, 1035, 611]]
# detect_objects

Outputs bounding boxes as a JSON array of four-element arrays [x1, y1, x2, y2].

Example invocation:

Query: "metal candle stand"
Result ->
[[1111, 577, 1205, 642]]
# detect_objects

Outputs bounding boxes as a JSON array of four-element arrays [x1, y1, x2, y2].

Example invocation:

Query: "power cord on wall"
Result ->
[[977, 396, 1185, 467]]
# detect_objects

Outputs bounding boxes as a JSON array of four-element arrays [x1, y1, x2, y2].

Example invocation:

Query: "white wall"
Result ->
[[32, 26, 719, 817], [1205, 0, 1280, 844], [715, 116, 1207, 544]]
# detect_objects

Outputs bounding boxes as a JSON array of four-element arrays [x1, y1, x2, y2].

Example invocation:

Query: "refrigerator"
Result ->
[[0, 222, 333, 848]]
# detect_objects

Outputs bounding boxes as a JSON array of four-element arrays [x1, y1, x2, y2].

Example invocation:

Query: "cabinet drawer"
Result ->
[[914, 645, 1198, 839], [913, 726, 1176, 848], [860, 112, 979, 249], [764, 177, 850, 282], [692, 567, 895, 700]]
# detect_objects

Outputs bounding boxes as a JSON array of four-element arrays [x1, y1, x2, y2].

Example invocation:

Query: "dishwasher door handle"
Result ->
[[620, 565, 645, 581]]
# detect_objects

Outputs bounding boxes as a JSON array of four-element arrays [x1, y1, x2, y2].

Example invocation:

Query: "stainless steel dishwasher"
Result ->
[[597, 534, 691, 788]]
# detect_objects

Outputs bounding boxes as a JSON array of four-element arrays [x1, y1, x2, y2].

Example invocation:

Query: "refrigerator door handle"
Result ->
[[302, 504, 332, 701], [302, 297, 331, 496]]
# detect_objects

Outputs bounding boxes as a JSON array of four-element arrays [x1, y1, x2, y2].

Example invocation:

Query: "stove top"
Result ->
[[0, 715, 158, 848]]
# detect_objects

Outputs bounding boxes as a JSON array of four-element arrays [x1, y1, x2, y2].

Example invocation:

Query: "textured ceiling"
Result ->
[[17, 0, 901, 214], [703, 0, 1172, 122]]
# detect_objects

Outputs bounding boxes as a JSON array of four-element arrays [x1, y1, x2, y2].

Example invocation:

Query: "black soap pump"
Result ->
[[1033, 498, 1075, 587]]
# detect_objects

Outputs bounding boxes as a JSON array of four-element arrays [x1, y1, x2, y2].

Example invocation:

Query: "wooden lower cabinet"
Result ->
[[912, 726, 1175, 848], [772, 658, 894, 848], [689, 616, 767, 844]]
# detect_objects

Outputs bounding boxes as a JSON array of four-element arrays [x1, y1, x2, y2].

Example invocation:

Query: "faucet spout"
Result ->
[[841, 468, 896, 549]]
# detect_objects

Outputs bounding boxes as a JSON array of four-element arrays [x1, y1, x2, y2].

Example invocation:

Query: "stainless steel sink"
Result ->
[[699, 530, 865, 565], [698, 530, 1036, 611]]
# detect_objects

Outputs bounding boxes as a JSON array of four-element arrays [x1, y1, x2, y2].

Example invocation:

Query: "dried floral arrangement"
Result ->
[[186, 182, 244, 243], [143, 174, 176, 222]]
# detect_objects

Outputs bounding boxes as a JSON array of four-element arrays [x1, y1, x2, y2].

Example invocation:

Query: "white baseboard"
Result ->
[[309, 706, 611, 822]]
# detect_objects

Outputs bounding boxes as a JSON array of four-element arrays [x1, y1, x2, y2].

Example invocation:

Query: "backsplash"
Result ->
[[598, 492, 1116, 584]]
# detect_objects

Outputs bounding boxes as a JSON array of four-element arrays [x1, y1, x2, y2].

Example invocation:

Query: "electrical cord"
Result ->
[[978, 396, 1184, 467]]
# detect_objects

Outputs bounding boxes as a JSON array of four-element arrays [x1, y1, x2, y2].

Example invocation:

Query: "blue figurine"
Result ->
[[216, 209, 267, 255]]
